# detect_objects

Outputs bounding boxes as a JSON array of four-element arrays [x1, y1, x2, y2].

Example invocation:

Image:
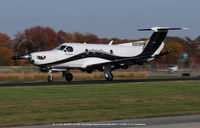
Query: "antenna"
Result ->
[[108, 40, 113, 45]]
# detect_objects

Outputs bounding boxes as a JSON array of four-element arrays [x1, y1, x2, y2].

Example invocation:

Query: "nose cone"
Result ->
[[22, 54, 32, 60], [30, 52, 49, 66]]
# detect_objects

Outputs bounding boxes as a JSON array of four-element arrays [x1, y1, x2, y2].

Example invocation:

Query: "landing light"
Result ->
[[37, 55, 46, 60]]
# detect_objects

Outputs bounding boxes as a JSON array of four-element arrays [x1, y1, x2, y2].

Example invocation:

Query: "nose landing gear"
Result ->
[[48, 69, 53, 82], [47, 69, 74, 83]]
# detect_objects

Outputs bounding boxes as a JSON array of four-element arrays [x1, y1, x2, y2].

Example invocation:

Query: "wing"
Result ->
[[86, 51, 170, 71]]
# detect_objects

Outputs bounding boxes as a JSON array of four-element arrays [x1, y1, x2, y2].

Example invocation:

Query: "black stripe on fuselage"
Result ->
[[37, 52, 126, 66]]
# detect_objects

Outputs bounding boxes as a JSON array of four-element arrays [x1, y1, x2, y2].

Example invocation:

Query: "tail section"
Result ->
[[138, 27, 187, 56]]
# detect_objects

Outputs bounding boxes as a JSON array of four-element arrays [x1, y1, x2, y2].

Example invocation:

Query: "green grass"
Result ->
[[0, 81, 200, 127]]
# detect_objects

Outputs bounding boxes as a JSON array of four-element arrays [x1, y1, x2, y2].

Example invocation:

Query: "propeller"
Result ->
[[11, 54, 32, 60]]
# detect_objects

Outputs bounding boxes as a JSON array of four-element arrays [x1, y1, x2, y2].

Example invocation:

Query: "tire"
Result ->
[[65, 73, 73, 81]]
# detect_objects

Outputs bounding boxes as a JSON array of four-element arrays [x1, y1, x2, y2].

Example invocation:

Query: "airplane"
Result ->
[[168, 65, 178, 72], [157, 65, 178, 73], [158, 65, 188, 73], [11, 27, 187, 82]]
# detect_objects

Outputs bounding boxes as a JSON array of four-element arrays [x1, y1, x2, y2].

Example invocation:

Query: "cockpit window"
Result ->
[[66, 46, 73, 52], [59, 45, 66, 50], [54, 45, 73, 52], [54, 45, 66, 50]]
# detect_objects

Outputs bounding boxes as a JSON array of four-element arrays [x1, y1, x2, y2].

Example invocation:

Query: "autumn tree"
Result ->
[[14, 26, 59, 55], [84, 34, 100, 44], [0, 45, 15, 65], [98, 38, 110, 44], [57, 30, 74, 43], [195, 36, 200, 48], [0, 33, 12, 47], [158, 42, 183, 65], [185, 37, 200, 64], [74, 32, 85, 42]]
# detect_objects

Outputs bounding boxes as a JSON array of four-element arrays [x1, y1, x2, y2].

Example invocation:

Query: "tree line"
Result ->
[[0, 26, 200, 66]]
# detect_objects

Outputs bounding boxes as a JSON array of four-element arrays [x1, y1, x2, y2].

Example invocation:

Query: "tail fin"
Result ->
[[138, 27, 188, 56]]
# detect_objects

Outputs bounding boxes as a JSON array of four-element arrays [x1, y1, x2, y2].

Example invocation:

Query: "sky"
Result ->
[[0, 0, 199, 40]]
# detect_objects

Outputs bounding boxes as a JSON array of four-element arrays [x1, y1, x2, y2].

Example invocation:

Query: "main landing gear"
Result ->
[[62, 70, 73, 82], [104, 68, 113, 81]]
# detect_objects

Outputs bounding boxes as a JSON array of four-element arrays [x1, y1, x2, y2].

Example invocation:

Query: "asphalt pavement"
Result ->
[[0, 77, 200, 87], [9, 115, 200, 128]]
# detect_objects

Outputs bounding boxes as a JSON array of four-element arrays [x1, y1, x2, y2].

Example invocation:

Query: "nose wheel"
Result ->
[[48, 69, 53, 82]]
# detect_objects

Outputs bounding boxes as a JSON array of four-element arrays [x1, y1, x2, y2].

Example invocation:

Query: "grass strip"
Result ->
[[0, 81, 200, 126]]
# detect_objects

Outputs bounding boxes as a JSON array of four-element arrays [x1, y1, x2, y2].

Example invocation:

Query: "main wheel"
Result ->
[[48, 76, 53, 82], [65, 73, 73, 81]]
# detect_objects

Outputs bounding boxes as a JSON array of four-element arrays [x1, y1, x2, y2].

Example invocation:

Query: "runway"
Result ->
[[9, 114, 200, 128], [0, 77, 200, 87]]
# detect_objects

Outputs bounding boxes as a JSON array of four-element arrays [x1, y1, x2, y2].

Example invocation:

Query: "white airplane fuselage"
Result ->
[[31, 42, 145, 69]]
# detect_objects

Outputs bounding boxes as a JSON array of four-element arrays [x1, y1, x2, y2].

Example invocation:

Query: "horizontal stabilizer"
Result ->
[[138, 27, 189, 32]]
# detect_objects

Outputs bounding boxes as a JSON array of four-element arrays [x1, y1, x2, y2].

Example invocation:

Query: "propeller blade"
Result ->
[[11, 54, 32, 60]]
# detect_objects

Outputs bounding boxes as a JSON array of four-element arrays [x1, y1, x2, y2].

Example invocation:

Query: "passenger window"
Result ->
[[110, 50, 113, 54], [66, 46, 73, 52], [85, 49, 89, 54]]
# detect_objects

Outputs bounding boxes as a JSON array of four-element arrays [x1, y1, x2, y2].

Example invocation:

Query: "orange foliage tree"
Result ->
[[0, 45, 15, 65], [0, 33, 11, 44], [14, 26, 59, 54], [157, 42, 183, 65], [0, 33, 12, 47], [57, 30, 74, 43]]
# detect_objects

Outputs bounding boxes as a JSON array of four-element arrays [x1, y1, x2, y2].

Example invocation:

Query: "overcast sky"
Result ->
[[0, 0, 199, 40]]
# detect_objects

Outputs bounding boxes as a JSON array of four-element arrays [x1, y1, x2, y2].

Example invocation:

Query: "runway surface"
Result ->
[[0, 77, 200, 87], [9, 115, 200, 128]]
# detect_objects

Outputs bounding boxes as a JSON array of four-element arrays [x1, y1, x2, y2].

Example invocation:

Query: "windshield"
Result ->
[[54, 45, 66, 50]]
